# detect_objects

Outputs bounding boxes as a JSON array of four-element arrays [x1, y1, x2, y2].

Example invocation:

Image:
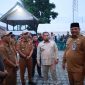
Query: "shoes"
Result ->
[[28, 81, 36, 85]]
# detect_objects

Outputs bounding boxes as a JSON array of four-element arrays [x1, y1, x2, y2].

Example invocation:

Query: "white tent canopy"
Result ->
[[37, 23, 85, 36], [7, 30, 36, 35], [37, 23, 70, 33]]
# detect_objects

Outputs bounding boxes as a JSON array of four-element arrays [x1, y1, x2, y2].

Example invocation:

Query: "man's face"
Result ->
[[22, 33, 28, 40], [3, 35, 11, 43], [43, 32, 49, 41], [70, 27, 80, 37], [33, 36, 38, 41]]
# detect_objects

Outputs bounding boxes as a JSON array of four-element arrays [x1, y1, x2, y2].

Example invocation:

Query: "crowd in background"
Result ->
[[37, 31, 70, 50]]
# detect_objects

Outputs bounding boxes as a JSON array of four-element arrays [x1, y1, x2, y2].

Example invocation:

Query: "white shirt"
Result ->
[[37, 40, 58, 65]]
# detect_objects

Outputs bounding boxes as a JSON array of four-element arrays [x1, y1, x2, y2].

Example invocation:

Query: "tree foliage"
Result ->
[[21, 0, 58, 23]]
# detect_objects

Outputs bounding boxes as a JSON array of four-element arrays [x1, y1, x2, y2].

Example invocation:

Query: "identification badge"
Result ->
[[72, 41, 77, 51]]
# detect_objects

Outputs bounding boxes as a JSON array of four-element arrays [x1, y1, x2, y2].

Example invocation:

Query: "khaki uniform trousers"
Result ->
[[68, 71, 84, 85], [3, 67, 17, 85], [42, 65, 57, 81], [19, 57, 32, 85]]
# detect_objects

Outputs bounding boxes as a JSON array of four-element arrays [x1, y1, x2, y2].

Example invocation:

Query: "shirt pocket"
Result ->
[[66, 43, 72, 50], [40, 46, 45, 52]]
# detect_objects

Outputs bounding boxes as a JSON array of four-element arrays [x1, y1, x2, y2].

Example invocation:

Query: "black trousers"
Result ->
[[32, 60, 41, 77]]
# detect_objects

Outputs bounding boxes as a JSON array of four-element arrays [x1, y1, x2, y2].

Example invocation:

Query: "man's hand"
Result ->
[[0, 70, 8, 78], [4, 70, 8, 77], [54, 59, 59, 64], [14, 64, 19, 70], [26, 56, 30, 60]]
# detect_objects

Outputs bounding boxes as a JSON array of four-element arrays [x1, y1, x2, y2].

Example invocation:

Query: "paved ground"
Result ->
[[17, 51, 70, 85]]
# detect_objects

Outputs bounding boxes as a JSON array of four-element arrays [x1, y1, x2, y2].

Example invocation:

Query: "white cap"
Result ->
[[1, 31, 12, 37]]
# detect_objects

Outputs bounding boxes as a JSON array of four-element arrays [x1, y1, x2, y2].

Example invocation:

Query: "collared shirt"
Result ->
[[0, 41, 16, 67], [37, 40, 58, 65], [63, 35, 85, 72], [17, 38, 33, 57]]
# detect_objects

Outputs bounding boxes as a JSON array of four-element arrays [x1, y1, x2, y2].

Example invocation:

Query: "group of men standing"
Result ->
[[0, 29, 59, 85], [0, 22, 85, 85]]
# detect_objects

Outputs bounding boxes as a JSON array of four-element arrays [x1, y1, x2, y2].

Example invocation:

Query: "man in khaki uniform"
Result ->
[[17, 32, 36, 85], [0, 32, 18, 85], [62, 23, 85, 85]]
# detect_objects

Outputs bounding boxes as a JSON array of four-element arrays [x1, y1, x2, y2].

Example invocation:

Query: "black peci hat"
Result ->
[[70, 22, 80, 28]]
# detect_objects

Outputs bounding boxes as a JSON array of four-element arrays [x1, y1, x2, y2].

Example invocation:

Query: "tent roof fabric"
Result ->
[[0, 25, 6, 31]]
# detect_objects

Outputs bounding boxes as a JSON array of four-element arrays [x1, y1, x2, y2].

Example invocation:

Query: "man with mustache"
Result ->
[[62, 22, 85, 85]]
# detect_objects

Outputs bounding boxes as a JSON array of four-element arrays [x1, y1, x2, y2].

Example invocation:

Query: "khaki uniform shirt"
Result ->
[[17, 38, 33, 57], [63, 35, 85, 72], [0, 42, 16, 68]]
